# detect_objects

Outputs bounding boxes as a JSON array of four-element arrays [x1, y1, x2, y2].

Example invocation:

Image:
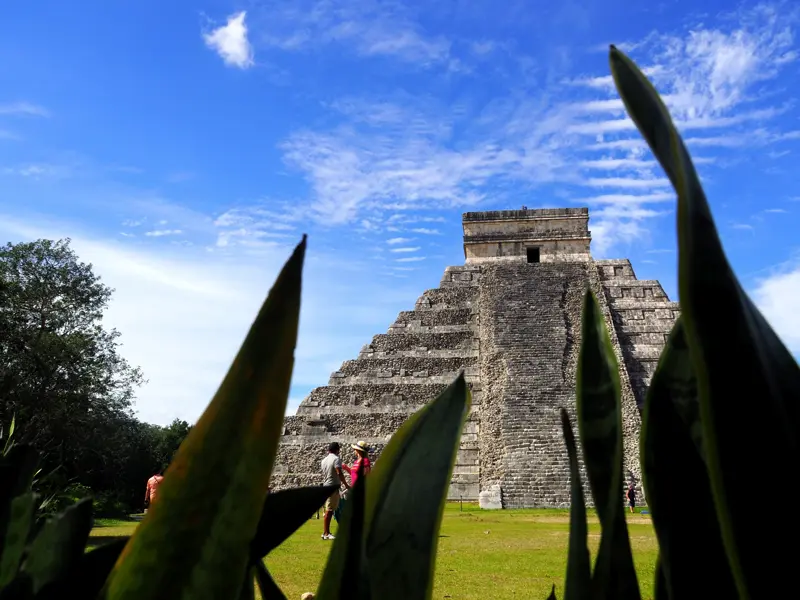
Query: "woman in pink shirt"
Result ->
[[342, 441, 371, 486]]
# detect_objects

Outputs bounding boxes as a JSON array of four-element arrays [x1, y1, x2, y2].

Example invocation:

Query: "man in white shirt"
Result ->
[[320, 442, 349, 540]]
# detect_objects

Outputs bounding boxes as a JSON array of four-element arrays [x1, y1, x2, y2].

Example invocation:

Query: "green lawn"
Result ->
[[90, 504, 658, 599]]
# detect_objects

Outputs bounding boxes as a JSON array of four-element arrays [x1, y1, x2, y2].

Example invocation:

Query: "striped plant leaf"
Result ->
[[641, 319, 736, 598], [610, 45, 800, 598], [104, 236, 306, 600], [316, 463, 369, 600], [0, 493, 34, 589], [559, 409, 590, 600], [575, 291, 639, 599], [362, 374, 470, 600]]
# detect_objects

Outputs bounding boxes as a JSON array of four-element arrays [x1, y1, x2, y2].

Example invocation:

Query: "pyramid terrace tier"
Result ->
[[329, 356, 479, 385], [392, 308, 473, 327], [361, 331, 478, 354], [414, 286, 478, 311], [296, 382, 481, 414]]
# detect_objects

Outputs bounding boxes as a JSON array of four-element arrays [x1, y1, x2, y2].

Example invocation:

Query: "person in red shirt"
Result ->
[[342, 441, 371, 487], [144, 470, 164, 512]]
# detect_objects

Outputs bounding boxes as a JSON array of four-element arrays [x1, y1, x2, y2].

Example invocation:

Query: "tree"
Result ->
[[0, 238, 145, 496]]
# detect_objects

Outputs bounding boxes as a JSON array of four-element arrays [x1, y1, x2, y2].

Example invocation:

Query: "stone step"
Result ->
[[298, 382, 477, 410], [359, 347, 479, 360], [388, 323, 472, 334], [614, 321, 679, 335], [366, 331, 477, 353], [328, 372, 480, 386], [332, 356, 478, 381], [620, 343, 668, 360], [618, 331, 670, 346], [394, 308, 473, 327], [612, 307, 680, 326], [415, 286, 478, 311]]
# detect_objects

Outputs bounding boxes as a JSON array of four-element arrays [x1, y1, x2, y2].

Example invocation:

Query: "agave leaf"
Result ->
[[21, 497, 92, 593], [35, 538, 129, 600], [316, 464, 369, 600], [546, 584, 557, 600], [251, 485, 338, 559], [641, 319, 736, 598], [0, 493, 35, 588], [653, 559, 668, 600], [0, 574, 32, 600], [610, 45, 800, 598], [0, 445, 39, 502], [362, 374, 470, 600], [575, 291, 639, 599], [1, 415, 15, 455], [254, 562, 287, 600], [559, 409, 590, 600], [105, 236, 306, 600], [239, 566, 255, 600]]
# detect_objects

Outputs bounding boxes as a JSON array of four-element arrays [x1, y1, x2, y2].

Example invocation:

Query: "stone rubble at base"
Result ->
[[271, 208, 679, 509]]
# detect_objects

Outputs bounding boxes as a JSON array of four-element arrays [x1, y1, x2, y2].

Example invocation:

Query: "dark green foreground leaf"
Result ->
[[610, 45, 800, 598], [364, 374, 470, 600], [559, 410, 590, 600], [21, 498, 93, 593], [316, 464, 368, 600], [251, 485, 338, 559], [641, 319, 736, 598], [106, 236, 306, 600], [576, 291, 639, 600]]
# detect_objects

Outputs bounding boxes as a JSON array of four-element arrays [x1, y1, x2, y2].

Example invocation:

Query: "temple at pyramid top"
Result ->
[[462, 207, 591, 263]]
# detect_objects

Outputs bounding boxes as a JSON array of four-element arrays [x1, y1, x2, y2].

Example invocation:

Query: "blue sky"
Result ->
[[1, 0, 798, 425]]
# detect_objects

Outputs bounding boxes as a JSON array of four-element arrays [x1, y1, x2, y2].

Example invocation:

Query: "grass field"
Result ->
[[90, 504, 658, 599]]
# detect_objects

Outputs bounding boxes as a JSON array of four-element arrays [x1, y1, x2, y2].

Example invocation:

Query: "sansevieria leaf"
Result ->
[[105, 236, 306, 600], [0, 493, 34, 589], [610, 45, 800, 598], [641, 319, 736, 598], [363, 373, 470, 600], [316, 463, 369, 600], [575, 291, 639, 600], [559, 409, 590, 600]]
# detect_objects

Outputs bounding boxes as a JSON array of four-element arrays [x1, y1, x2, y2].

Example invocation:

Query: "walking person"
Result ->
[[321, 442, 349, 540], [342, 440, 371, 487], [626, 483, 636, 514], [144, 469, 164, 513]]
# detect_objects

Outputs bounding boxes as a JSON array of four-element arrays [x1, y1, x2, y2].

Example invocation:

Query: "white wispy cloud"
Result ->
[[410, 227, 441, 234], [386, 237, 413, 245], [269, 4, 798, 255], [144, 229, 183, 237], [0, 102, 50, 117], [257, 1, 452, 67], [203, 11, 254, 69], [389, 246, 421, 253], [396, 256, 426, 262], [753, 258, 800, 355]]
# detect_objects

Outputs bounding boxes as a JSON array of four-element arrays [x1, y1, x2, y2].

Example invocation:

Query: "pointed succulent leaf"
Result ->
[[362, 374, 470, 600], [239, 566, 255, 600], [559, 410, 590, 600], [0, 445, 39, 503], [610, 45, 800, 598], [316, 464, 369, 600], [641, 319, 736, 598], [104, 237, 306, 600], [21, 498, 93, 593], [35, 538, 129, 600], [0, 573, 32, 600], [251, 485, 338, 559], [0, 493, 35, 588], [575, 291, 639, 599], [546, 584, 557, 600], [254, 561, 287, 600]]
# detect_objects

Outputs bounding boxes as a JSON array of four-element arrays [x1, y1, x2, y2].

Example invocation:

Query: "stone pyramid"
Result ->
[[271, 208, 679, 508]]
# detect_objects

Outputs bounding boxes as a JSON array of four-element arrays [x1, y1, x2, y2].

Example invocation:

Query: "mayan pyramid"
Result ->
[[272, 208, 680, 508]]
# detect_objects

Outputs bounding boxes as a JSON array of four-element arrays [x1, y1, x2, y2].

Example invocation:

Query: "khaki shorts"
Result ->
[[324, 490, 340, 512]]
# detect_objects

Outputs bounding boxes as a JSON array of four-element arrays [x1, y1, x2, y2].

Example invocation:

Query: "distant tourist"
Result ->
[[321, 442, 349, 540], [626, 484, 636, 513], [144, 469, 164, 512], [343, 440, 371, 487]]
